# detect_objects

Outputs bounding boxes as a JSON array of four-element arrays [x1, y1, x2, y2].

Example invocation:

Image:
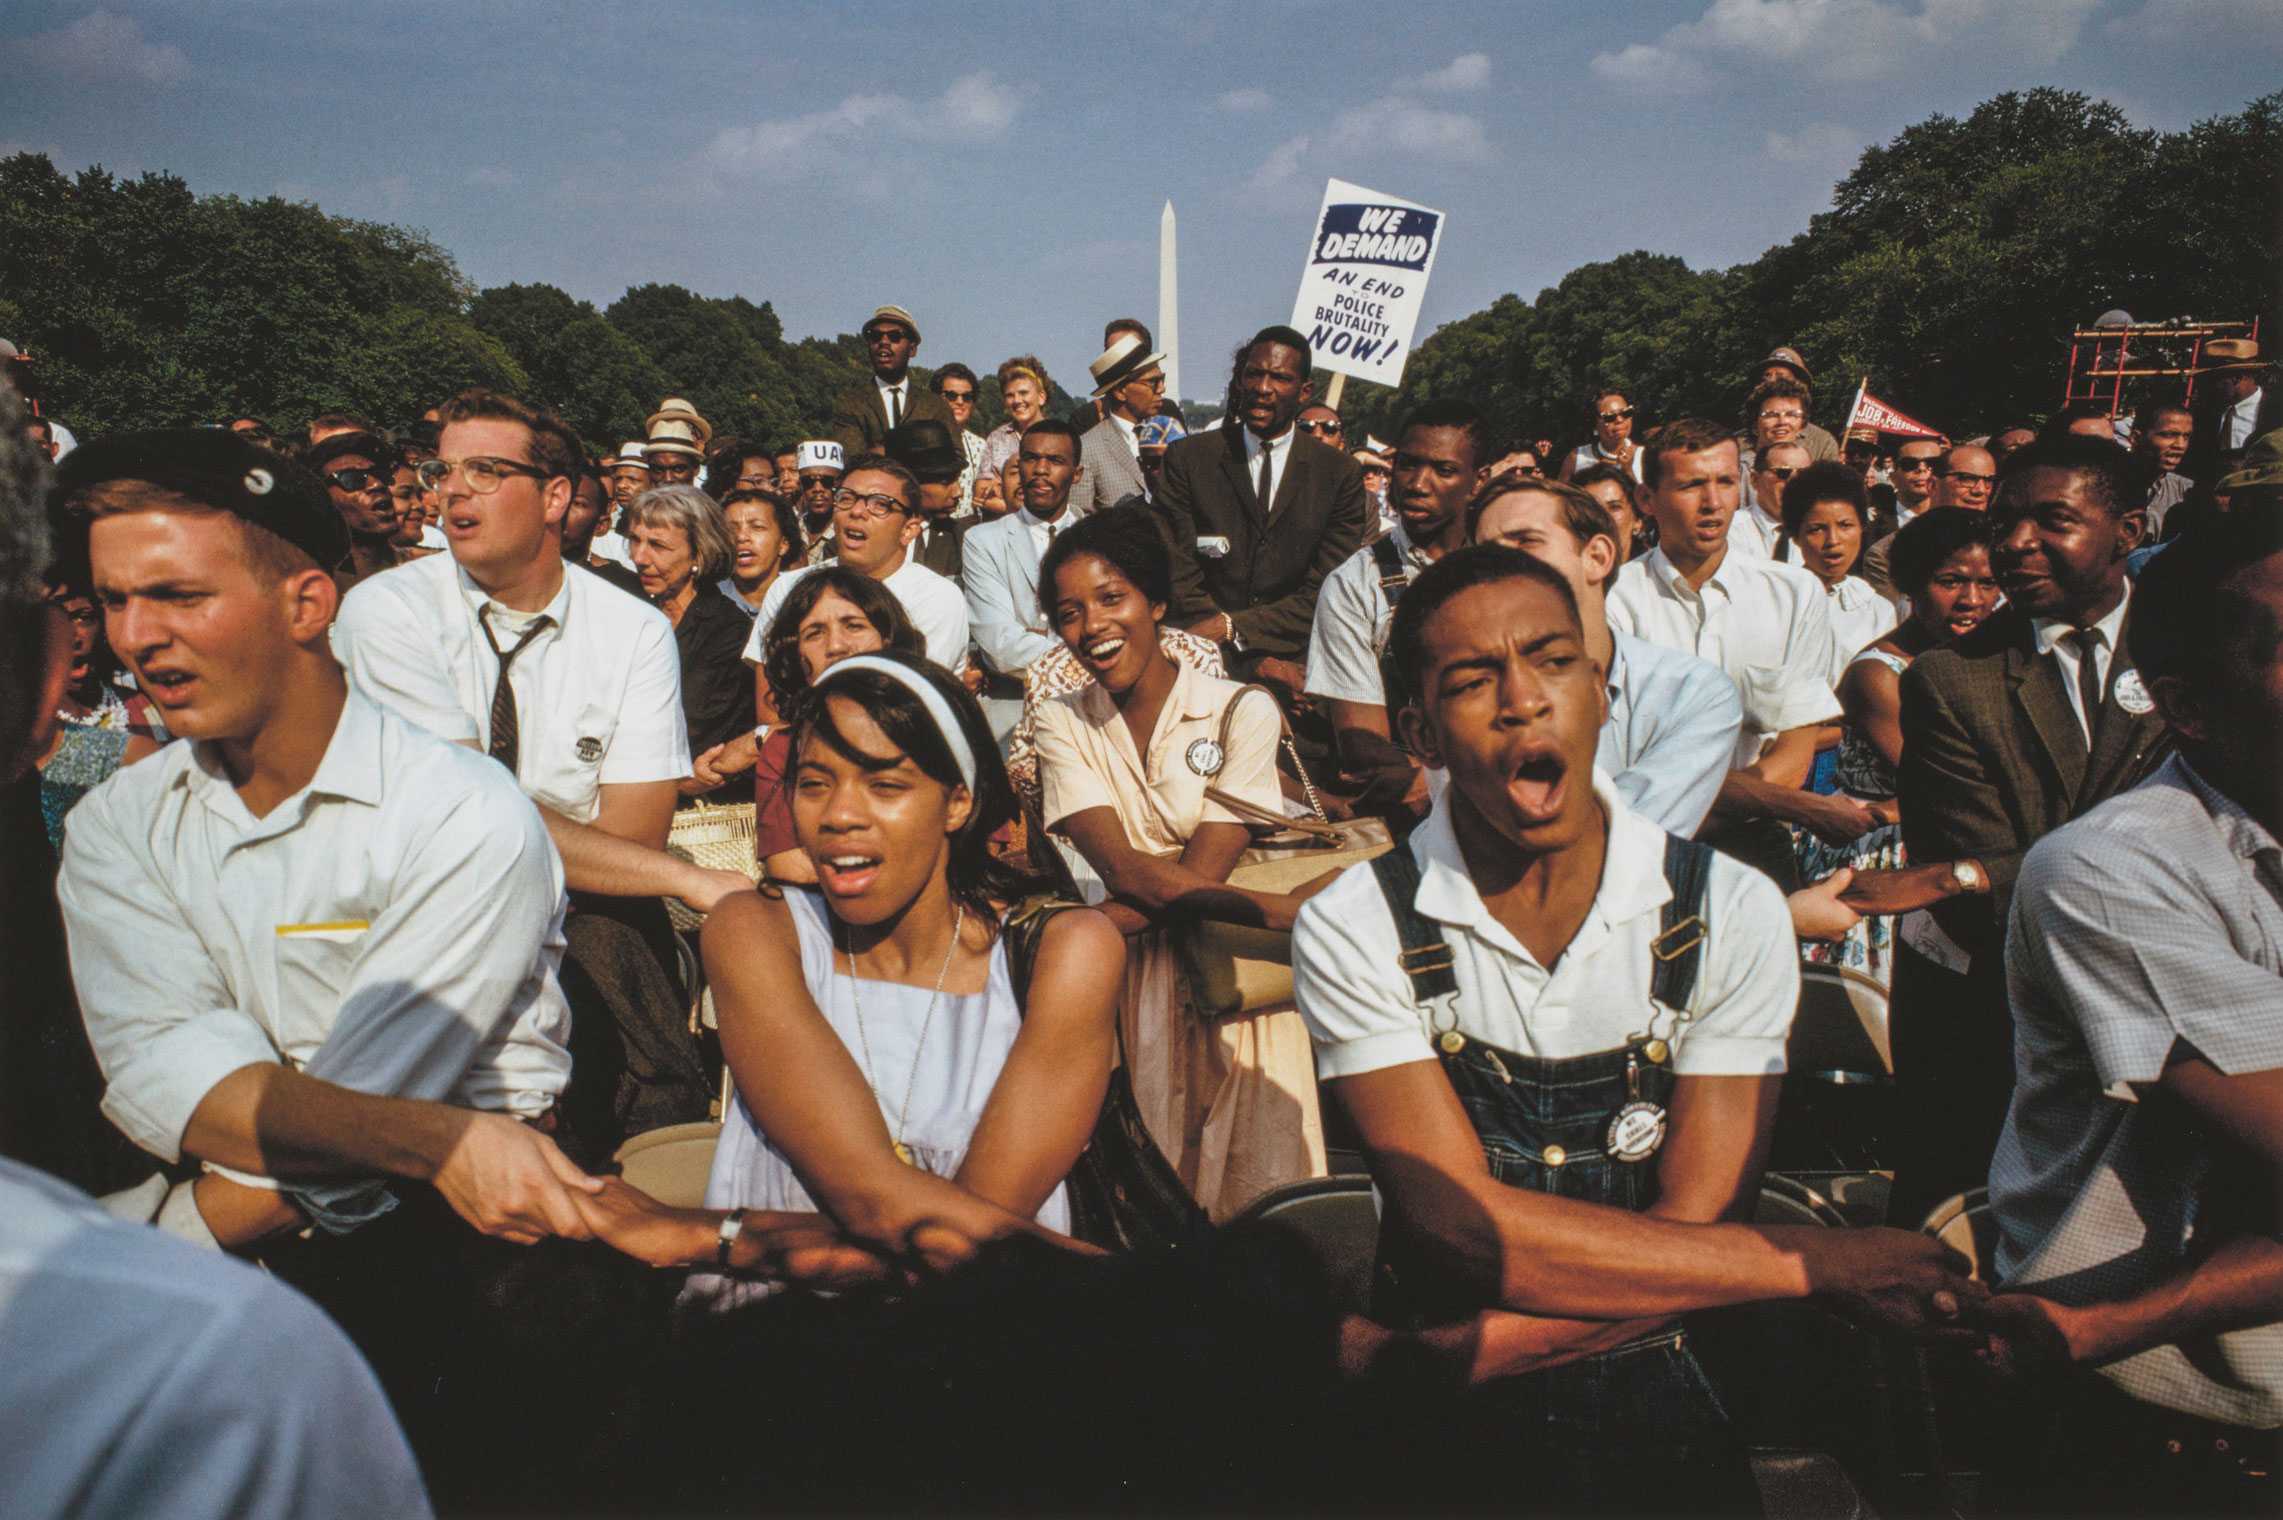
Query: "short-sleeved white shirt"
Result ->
[[331, 551, 690, 823], [1303, 523, 1434, 708], [739, 556, 972, 672], [56, 692, 572, 1219], [1605, 546, 1842, 765], [1295, 771, 1797, 1079]]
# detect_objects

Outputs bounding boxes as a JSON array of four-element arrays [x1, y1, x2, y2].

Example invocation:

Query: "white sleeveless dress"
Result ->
[[686, 889, 1071, 1309]]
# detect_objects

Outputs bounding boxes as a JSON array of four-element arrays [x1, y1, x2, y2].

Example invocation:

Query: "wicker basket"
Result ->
[[664, 798, 761, 932]]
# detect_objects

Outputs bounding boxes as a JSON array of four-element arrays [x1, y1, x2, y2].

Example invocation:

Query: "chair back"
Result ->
[[1228, 1174, 1381, 1317]]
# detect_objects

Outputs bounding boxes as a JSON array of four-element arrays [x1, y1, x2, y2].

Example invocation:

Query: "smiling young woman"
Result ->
[[1029, 504, 1337, 1219]]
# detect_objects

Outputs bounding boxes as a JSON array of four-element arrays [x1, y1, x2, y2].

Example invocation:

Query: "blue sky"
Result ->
[[4, 0, 2278, 404]]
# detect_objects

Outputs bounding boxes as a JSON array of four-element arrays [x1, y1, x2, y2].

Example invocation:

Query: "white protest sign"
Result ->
[[1288, 178, 1446, 389]]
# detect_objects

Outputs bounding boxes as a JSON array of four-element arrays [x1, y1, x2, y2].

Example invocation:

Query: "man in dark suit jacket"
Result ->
[[1890, 435, 2171, 1225], [1154, 325, 1367, 687], [829, 304, 957, 458], [885, 418, 968, 585], [2186, 339, 2278, 489]]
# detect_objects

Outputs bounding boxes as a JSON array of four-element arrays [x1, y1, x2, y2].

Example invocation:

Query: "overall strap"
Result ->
[[1369, 533, 1411, 604], [1650, 833, 1714, 1014], [1368, 845, 1458, 1003]]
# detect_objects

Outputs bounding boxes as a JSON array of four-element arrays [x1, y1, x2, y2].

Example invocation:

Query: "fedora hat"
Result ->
[[2201, 338, 2265, 374], [885, 418, 965, 481], [612, 441, 651, 472], [1760, 345, 1814, 385], [1089, 331, 1168, 398], [644, 417, 706, 459], [865, 305, 921, 342], [645, 396, 713, 448]]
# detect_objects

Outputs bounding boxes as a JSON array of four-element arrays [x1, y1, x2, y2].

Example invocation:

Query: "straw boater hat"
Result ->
[[1088, 332, 1168, 398], [644, 397, 713, 456], [2201, 338, 2266, 375], [612, 442, 651, 473]]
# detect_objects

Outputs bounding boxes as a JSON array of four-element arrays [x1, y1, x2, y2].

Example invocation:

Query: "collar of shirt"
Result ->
[[2031, 576, 2133, 657], [2172, 753, 2283, 866], [1606, 627, 1639, 711], [1387, 519, 1435, 571], [1408, 769, 1670, 971], [1017, 504, 1068, 553], [1241, 425, 1295, 469], [1074, 655, 1222, 776], [1111, 412, 1139, 455], [455, 558, 572, 640], [179, 687, 386, 833], [877, 376, 906, 407], [2231, 387, 2263, 419], [1643, 545, 1735, 609]]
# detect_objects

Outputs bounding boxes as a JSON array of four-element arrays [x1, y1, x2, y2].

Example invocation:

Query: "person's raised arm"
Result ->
[[954, 909, 1122, 1215]]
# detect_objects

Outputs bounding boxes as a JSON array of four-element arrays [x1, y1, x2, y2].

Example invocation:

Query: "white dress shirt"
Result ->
[[332, 552, 690, 823], [0, 1159, 432, 1520], [1110, 411, 1140, 458], [1606, 547, 1842, 765], [1726, 498, 1785, 559], [2226, 386, 2264, 451], [2031, 579, 2133, 744], [1825, 575, 1901, 683], [1600, 629, 1744, 837], [589, 527, 635, 568], [876, 376, 909, 430], [1295, 772, 1797, 1076], [740, 555, 971, 671], [1302, 522, 1434, 708], [1240, 425, 1297, 516], [56, 692, 572, 1219]]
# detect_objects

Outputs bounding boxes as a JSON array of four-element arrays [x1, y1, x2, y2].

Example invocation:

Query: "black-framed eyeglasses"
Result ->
[[832, 488, 911, 519], [938, 388, 976, 403], [1298, 419, 1343, 436], [322, 467, 387, 494], [1941, 471, 1995, 487], [1898, 457, 1941, 471], [861, 326, 913, 344], [1758, 409, 1805, 423], [414, 456, 549, 495], [1598, 408, 1635, 422], [1127, 373, 1168, 393]]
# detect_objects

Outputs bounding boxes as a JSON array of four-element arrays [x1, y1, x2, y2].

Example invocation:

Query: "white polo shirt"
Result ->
[[739, 555, 971, 671], [1295, 772, 1797, 1077], [332, 551, 689, 823], [56, 692, 572, 1220], [1, 1159, 431, 1520], [1606, 546, 1842, 765], [1303, 523, 1434, 708]]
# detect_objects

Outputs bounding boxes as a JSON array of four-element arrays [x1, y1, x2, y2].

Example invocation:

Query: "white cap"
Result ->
[[797, 440, 844, 473]]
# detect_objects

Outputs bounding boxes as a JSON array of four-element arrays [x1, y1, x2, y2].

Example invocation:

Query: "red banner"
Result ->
[[1846, 383, 1945, 440]]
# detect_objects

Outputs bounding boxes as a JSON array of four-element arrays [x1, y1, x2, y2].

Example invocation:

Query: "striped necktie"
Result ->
[[479, 606, 554, 772]]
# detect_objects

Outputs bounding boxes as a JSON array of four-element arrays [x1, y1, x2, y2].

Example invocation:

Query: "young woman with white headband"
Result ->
[[579, 651, 1123, 1302]]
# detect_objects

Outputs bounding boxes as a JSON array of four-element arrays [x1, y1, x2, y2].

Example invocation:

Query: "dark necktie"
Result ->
[[1256, 439, 1275, 515], [480, 606, 554, 772], [885, 385, 902, 429], [2069, 627, 2106, 745]]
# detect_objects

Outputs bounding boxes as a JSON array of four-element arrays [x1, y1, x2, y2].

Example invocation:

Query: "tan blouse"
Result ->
[[1034, 660, 1284, 857]]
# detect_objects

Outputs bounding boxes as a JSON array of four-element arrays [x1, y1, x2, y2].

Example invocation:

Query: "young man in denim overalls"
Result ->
[[1295, 545, 1978, 1512]]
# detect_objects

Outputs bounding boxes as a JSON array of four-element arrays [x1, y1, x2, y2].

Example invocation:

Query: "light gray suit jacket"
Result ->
[[961, 512, 1063, 741], [1078, 418, 1149, 515]]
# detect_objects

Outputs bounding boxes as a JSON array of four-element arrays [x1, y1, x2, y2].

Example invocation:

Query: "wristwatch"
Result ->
[[1948, 860, 1985, 895], [715, 1209, 745, 1267]]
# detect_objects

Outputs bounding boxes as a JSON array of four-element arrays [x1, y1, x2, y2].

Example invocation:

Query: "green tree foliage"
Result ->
[[468, 283, 665, 450], [1355, 87, 2279, 454]]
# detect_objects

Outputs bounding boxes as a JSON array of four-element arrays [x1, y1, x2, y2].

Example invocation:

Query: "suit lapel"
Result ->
[[1219, 431, 1262, 522], [2004, 626, 2088, 805], [1013, 521, 1042, 608], [2082, 614, 2169, 804]]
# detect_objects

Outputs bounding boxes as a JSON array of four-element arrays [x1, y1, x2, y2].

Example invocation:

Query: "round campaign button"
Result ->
[[1606, 1102, 1668, 1163], [1184, 738, 1225, 777], [2114, 669, 2154, 716]]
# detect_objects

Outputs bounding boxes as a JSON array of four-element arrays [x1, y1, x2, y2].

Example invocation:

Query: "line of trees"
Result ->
[[1, 88, 2272, 456]]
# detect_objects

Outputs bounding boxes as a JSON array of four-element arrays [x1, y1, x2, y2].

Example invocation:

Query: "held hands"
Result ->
[[1838, 862, 1959, 917], [1807, 1226, 1989, 1341], [1966, 1292, 2096, 1380], [689, 732, 762, 792], [1789, 869, 1862, 941], [430, 1112, 605, 1245], [1799, 791, 1880, 847]]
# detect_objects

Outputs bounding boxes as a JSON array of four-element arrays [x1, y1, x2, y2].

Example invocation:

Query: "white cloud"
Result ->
[[1245, 134, 1313, 194], [2106, 0, 2283, 50], [1410, 52, 1491, 92], [1764, 121, 1865, 164], [708, 71, 1022, 180], [466, 166, 515, 189], [1591, 0, 2098, 90], [1326, 97, 1491, 160], [9, 9, 188, 86], [1218, 87, 1275, 112]]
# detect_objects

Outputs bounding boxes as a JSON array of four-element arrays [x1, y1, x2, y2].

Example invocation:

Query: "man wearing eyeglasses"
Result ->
[[334, 389, 744, 1153], [929, 363, 989, 516], [1731, 440, 1811, 560], [738, 455, 971, 671], [310, 430, 404, 592], [1077, 331, 1163, 513], [829, 305, 956, 458]]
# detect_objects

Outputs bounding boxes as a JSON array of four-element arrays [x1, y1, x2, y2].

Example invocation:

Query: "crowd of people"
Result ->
[[2, 301, 2279, 1517]]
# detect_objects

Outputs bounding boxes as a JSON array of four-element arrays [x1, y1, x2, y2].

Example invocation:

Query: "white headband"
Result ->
[[813, 655, 977, 791]]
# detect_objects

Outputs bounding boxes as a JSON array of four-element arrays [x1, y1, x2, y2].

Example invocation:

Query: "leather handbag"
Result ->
[[1003, 895, 1211, 1255], [1175, 686, 1397, 1020]]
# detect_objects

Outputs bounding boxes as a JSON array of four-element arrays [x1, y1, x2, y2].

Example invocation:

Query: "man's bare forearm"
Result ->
[[541, 807, 701, 899], [2067, 1235, 2283, 1366], [181, 1062, 469, 1184]]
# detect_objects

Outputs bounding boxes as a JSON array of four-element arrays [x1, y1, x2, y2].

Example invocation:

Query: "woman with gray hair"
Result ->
[[627, 484, 755, 799]]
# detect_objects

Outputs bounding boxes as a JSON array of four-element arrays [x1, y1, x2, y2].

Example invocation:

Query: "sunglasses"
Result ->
[[1899, 457, 1941, 471], [322, 467, 388, 494], [1598, 408, 1635, 422], [938, 388, 976, 403], [1297, 419, 1343, 437], [1759, 465, 1801, 481], [862, 326, 913, 344]]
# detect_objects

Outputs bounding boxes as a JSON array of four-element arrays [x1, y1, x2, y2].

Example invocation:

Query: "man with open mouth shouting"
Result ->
[[1292, 544, 1983, 1515]]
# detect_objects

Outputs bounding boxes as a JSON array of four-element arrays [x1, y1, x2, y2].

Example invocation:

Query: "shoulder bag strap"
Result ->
[[1202, 682, 1330, 826], [1369, 533, 1411, 605], [1368, 844, 1458, 1004], [1649, 833, 1714, 1015]]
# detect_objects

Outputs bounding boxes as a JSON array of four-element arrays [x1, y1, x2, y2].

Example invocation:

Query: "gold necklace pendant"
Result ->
[[892, 1141, 916, 1166]]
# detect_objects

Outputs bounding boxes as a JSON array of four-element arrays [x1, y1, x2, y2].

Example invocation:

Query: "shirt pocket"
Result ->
[[272, 922, 370, 1063], [529, 701, 619, 821]]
